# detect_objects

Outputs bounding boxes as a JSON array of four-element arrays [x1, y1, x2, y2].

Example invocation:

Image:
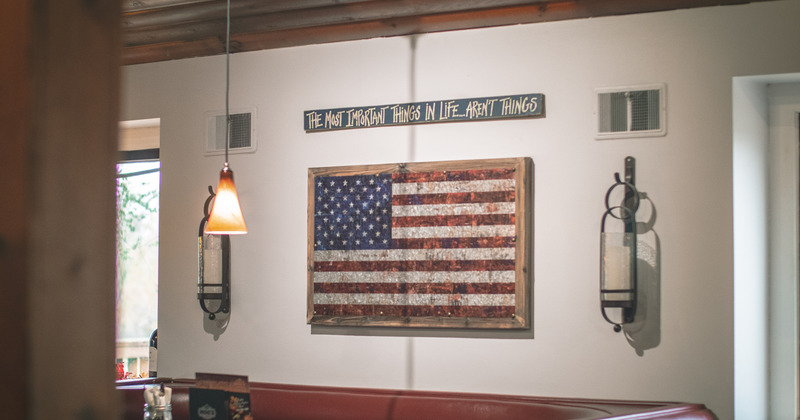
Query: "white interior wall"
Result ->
[[120, 2, 800, 419]]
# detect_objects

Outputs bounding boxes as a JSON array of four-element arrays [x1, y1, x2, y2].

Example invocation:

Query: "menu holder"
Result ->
[[189, 373, 252, 420]]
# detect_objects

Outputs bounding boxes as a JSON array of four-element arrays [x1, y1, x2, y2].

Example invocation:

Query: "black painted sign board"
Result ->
[[304, 93, 544, 132]]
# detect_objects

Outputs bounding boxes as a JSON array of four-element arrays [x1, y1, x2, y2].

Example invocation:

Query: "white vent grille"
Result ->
[[596, 84, 665, 139], [205, 108, 257, 155]]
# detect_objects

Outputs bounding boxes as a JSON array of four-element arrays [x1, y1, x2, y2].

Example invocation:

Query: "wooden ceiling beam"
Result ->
[[121, 0, 773, 65]]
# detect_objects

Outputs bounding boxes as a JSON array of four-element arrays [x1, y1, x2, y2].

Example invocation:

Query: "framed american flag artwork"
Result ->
[[307, 157, 532, 329]]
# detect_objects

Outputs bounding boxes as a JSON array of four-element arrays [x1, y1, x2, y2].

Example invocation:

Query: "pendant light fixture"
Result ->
[[205, 0, 247, 235]]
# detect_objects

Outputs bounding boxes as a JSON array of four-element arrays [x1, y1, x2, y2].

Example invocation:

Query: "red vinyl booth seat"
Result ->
[[117, 379, 716, 420]]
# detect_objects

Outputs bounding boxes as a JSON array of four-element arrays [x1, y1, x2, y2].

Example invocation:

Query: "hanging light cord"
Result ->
[[224, 0, 231, 165]]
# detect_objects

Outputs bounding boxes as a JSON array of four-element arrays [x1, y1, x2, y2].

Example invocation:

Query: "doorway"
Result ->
[[733, 77, 800, 420]]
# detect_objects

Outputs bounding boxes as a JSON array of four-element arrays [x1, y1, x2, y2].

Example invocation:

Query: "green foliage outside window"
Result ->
[[116, 161, 160, 343]]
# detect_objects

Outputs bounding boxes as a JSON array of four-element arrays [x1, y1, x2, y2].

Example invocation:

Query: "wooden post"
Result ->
[[0, 0, 120, 418]]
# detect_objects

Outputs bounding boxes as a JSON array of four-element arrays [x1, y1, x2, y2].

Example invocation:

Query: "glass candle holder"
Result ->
[[600, 231, 635, 305]]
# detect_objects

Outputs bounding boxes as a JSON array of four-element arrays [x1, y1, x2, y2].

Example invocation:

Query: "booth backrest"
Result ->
[[117, 379, 716, 420]]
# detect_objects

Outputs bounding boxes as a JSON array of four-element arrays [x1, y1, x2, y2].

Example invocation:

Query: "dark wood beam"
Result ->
[[1, 0, 120, 418], [1, 2, 32, 415]]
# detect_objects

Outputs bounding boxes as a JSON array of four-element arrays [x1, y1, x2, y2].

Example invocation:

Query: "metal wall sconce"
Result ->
[[198, 186, 231, 320], [600, 156, 640, 332]]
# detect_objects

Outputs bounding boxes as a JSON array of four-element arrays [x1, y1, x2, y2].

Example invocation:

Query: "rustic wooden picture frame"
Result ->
[[307, 157, 532, 329]]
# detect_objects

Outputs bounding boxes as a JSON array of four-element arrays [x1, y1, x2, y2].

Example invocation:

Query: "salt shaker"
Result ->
[[143, 403, 172, 420]]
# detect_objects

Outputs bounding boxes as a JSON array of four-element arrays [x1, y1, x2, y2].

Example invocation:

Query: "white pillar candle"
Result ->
[[602, 233, 632, 301]]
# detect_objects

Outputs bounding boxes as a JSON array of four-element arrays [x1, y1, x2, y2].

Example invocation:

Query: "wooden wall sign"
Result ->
[[304, 94, 544, 132], [307, 157, 532, 329]]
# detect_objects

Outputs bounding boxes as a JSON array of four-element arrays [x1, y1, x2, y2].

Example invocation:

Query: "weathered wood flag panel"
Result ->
[[307, 158, 532, 329]]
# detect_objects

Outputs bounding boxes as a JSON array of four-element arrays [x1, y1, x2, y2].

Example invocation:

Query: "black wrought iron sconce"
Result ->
[[198, 186, 231, 320], [600, 156, 640, 332]]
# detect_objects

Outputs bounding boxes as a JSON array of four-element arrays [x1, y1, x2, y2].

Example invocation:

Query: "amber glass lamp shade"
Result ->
[[205, 164, 247, 234]]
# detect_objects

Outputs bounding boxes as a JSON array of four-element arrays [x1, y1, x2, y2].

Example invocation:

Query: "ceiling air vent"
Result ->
[[205, 108, 257, 155], [596, 84, 665, 139]]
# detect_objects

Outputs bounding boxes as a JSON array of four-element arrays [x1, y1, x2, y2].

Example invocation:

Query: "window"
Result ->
[[116, 119, 160, 380]]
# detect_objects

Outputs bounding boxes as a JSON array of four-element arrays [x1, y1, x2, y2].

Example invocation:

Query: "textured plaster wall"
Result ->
[[121, 2, 800, 418]]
